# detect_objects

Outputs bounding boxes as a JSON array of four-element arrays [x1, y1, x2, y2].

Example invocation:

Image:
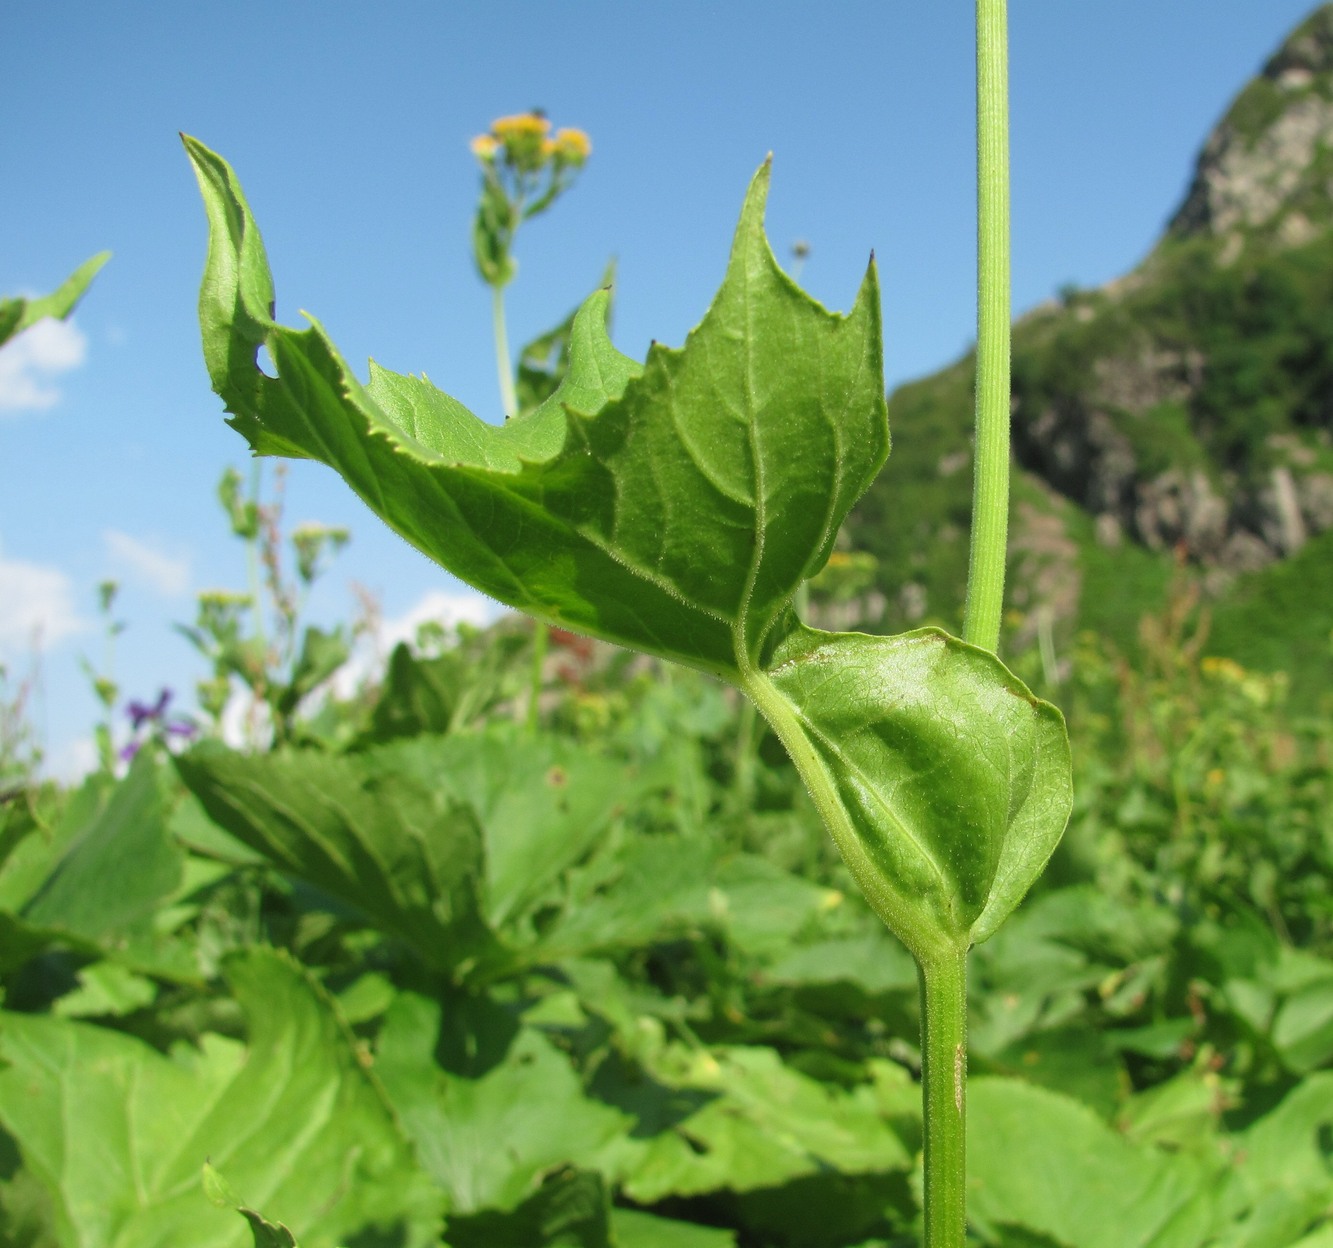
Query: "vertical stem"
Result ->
[[492, 283, 519, 420], [962, 0, 1011, 654], [919, 943, 969, 1248]]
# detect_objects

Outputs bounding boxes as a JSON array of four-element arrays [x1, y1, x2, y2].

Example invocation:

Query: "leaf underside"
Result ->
[[184, 135, 1072, 951]]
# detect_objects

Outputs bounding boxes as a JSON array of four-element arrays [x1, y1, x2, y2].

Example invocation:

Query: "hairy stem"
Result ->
[[920, 944, 969, 1247], [962, 0, 1011, 654], [491, 283, 518, 420]]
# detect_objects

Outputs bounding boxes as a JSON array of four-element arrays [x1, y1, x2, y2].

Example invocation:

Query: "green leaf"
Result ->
[[0, 252, 110, 348], [274, 625, 349, 721], [374, 992, 629, 1214], [175, 739, 495, 972], [203, 1163, 300, 1248], [602, 1043, 914, 1204], [21, 753, 184, 941], [445, 1166, 611, 1248], [371, 727, 641, 933], [1223, 1072, 1333, 1237], [514, 259, 617, 418], [52, 961, 157, 1018], [754, 627, 1072, 951], [610, 1208, 737, 1248], [0, 947, 444, 1248], [184, 135, 882, 678], [1272, 973, 1333, 1074], [967, 1077, 1218, 1248], [185, 136, 1071, 954]]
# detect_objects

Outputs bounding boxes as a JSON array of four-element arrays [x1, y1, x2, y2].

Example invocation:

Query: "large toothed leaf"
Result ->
[[184, 135, 885, 679], [186, 136, 1070, 953]]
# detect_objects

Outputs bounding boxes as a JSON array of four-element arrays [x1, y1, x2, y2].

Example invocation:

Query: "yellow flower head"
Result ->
[[486, 111, 551, 173], [470, 134, 499, 162], [553, 127, 592, 165], [490, 111, 551, 141]]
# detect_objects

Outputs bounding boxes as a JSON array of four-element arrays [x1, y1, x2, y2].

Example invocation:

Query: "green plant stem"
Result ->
[[962, 0, 1011, 654], [491, 283, 518, 420], [247, 461, 268, 660], [744, 666, 971, 1244], [919, 943, 969, 1248]]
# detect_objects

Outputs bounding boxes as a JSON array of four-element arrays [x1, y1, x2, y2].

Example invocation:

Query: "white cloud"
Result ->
[[104, 530, 191, 597], [45, 735, 99, 784], [330, 588, 506, 698], [0, 317, 88, 413], [379, 588, 505, 649], [0, 549, 84, 653]]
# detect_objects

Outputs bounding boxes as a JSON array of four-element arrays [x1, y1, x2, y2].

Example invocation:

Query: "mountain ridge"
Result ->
[[842, 4, 1333, 697]]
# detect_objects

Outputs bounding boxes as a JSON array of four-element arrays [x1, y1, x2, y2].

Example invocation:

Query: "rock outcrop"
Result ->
[[1170, 5, 1333, 243]]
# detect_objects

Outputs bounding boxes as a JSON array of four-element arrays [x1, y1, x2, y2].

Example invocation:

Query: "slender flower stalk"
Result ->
[[963, 0, 1012, 656], [491, 283, 519, 421], [468, 111, 591, 420]]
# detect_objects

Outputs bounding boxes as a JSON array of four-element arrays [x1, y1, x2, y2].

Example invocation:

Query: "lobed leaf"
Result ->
[[184, 135, 883, 679], [185, 136, 1071, 955]]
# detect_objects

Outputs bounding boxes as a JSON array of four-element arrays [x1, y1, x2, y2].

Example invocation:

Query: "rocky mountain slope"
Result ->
[[843, 4, 1333, 694]]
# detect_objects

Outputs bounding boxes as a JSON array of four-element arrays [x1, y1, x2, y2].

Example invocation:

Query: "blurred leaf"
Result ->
[[1116, 1059, 1236, 1158], [22, 754, 183, 942], [374, 991, 628, 1213], [0, 252, 109, 348], [0, 947, 443, 1248], [967, 1077, 1218, 1248], [982, 1026, 1123, 1117], [372, 726, 639, 933], [365, 630, 529, 743], [1221, 1072, 1333, 1241], [176, 740, 495, 973], [203, 1163, 300, 1248], [445, 1166, 611, 1248], [762, 934, 918, 997], [1272, 977, 1333, 1073], [609, 1044, 913, 1203], [274, 625, 348, 721], [610, 1207, 737, 1248], [52, 962, 157, 1018], [542, 837, 719, 958]]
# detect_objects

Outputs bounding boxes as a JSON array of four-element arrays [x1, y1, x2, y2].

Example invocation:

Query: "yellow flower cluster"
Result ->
[[1199, 653, 1286, 706], [470, 112, 591, 174]]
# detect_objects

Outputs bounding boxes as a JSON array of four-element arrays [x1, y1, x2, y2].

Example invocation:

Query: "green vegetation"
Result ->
[[0, 583, 1328, 1247], [4, 7, 1331, 1244]]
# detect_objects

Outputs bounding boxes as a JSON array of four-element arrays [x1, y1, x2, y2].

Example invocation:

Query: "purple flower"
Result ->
[[127, 688, 172, 729]]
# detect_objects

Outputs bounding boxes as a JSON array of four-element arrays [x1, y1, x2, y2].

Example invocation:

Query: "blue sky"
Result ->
[[1, 1, 1321, 774]]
